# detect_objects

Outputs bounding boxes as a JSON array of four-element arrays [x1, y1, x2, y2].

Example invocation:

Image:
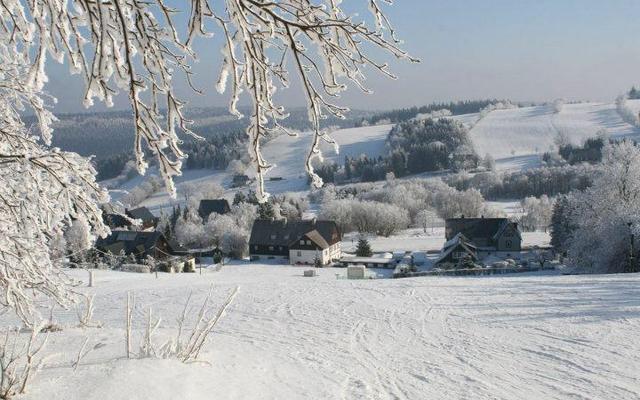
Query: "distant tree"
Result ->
[[314, 255, 323, 268], [356, 238, 373, 257]]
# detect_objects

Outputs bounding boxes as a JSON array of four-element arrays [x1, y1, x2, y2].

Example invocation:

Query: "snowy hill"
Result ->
[[466, 102, 640, 171], [108, 100, 640, 212]]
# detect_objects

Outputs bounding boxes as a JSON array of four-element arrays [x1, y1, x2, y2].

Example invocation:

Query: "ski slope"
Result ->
[[132, 124, 393, 210], [21, 265, 640, 400]]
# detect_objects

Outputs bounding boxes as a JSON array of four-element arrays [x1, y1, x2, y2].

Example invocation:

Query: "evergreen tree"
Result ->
[[550, 195, 574, 255], [355, 238, 373, 257], [258, 201, 276, 219], [314, 254, 323, 268]]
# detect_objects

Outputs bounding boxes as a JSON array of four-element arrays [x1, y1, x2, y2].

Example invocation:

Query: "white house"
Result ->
[[249, 219, 342, 265]]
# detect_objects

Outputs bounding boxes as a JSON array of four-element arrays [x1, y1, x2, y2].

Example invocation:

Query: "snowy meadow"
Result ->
[[16, 265, 640, 400]]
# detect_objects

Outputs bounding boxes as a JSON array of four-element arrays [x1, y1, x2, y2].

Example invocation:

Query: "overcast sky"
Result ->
[[46, 0, 640, 113]]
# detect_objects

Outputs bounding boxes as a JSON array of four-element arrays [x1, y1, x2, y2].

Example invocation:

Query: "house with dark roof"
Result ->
[[445, 217, 521, 254], [96, 230, 173, 261], [125, 207, 158, 229], [198, 199, 231, 221], [434, 233, 478, 267], [249, 219, 342, 265]]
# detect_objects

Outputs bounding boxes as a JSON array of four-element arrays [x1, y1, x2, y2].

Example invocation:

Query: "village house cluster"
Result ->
[[89, 193, 546, 278]]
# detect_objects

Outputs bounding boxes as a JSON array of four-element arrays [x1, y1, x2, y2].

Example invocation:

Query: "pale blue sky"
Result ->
[[47, 0, 640, 113]]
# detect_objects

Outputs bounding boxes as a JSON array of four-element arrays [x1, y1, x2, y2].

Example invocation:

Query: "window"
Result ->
[[270, 234, 276, 240], [268, 246, 274, 251], [300, 240, 305, 245], [306, 240, 311, 245], [297, 251, 301, 257], [254, 245, 259, 250], [505, 240, 512, 248]]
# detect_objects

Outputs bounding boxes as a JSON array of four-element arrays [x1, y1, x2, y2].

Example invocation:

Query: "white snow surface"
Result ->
[[20, 265, 640, 400]]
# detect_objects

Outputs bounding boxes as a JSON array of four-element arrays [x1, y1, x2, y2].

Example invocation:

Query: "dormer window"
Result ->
[[300, 240, 305, 245]]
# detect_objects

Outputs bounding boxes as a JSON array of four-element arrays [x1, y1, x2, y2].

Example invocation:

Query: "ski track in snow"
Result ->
[[16, 265, 640, 400]]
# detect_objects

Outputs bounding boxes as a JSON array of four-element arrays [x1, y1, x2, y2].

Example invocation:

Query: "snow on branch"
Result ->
[[3, 0, 416, 201]]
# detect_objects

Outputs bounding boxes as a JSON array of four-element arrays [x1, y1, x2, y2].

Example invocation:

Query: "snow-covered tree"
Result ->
[[519, 195, 553, 232], [205, 214, 237, 248], [416, 209, 438, 233], [565, 141, 640, 273], [481, 154, 496, 171], [174, 212, 206, 249], [65, 217, 93, 263], [221, 230, 249, 259]]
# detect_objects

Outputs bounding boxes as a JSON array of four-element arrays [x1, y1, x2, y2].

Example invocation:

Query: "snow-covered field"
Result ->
[[468, 102, 640, 171], [21, 265, 640, 400]]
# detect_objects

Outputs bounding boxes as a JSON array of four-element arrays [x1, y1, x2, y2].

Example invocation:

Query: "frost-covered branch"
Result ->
[[3, 0, 415, 201], [0, 44, 109, 326]]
